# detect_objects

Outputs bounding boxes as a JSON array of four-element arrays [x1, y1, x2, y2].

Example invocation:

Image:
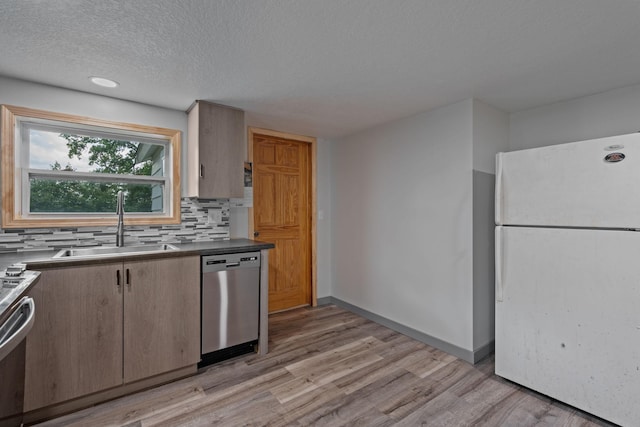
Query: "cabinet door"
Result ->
[[24, 264, 123, 411], [123, 256, 200, 383], [191, 101, 244, 198]]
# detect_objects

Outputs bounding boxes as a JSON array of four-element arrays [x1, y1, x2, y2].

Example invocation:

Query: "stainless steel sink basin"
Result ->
[[53, 244, 180, 259]]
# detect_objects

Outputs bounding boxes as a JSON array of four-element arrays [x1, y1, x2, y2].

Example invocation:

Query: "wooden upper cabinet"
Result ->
[[187, 100, 245, 198]]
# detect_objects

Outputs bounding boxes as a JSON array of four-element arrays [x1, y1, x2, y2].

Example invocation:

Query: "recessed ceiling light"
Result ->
[[89, 76, 119, 88]]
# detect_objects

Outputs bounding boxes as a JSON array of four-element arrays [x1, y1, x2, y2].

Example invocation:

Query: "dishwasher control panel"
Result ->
[[202, 252, 260, 273]]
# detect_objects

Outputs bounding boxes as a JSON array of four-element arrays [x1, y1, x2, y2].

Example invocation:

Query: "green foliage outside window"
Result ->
[[29, 136, 155, 213]]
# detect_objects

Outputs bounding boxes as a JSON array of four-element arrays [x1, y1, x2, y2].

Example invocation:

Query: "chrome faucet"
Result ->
[[116, 190, 125, 247]]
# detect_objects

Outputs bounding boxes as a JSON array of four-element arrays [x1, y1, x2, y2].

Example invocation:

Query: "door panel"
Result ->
[[253, 134, 311, 312], [283, 174, 300, 225], [495, 226, 640, 426], [255, 172, 277, 225], [496, 132, 640, 228], [123, 256, 200, 383]]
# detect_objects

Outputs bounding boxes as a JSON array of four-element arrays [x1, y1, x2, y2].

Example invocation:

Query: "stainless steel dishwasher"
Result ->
[[200, 252, 260, 367]]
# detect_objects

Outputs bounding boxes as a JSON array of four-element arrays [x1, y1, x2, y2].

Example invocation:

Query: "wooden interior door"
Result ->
[[253, 132, 312, 312]]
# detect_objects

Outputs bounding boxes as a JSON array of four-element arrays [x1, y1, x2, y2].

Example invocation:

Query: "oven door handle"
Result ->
[[0, 297, 35, 362]]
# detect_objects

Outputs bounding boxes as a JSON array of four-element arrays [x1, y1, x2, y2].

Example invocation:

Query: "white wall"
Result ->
[[510, 83, 640, 151], [331, 99, 475, 351]]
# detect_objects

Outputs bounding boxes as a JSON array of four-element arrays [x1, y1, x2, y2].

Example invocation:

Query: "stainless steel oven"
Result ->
[[200, 252, 260, 367]]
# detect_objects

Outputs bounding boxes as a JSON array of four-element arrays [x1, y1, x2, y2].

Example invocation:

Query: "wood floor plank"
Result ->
[[265, 316, 372, 357], [333, 344, 426, 395], [393, 346, 457, 378], [300, 350, 384, 387], [270, 376, 319, 404], [285, 336, 381, 374], [347, 367, 427, 414], [246, 318, 375, 372], [36, 385, 206, 427], [285, 336, 385, 387], [138, 368, 293, 426], [151, 390, 283, 427], [392, 389, 465, 427], [276, 383, 345, 426], [380, 359, 477, 420], [35, 305, 617, 427], [286, 386, 383, 427]]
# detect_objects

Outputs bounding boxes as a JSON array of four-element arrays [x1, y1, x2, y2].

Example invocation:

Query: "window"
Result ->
[[1, 105, 181, 228]]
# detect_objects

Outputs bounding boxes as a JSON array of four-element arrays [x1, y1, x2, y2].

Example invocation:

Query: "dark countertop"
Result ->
[[0, 238, 274, 269], [0, 238, 274, 320]]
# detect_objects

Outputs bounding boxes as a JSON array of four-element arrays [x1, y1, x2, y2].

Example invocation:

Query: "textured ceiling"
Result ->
[[1, 0, 640, 138]]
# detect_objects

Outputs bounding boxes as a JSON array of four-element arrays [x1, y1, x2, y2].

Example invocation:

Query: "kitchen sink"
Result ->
[[53, 244, 180, 259]]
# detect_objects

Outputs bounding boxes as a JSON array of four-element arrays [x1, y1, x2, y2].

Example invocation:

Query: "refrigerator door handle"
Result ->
[[495, 153, 503, 226], [495, 226, 504, 302]]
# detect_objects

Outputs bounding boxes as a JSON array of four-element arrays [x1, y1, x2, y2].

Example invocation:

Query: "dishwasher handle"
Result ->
[[0, 297, 35, 362]]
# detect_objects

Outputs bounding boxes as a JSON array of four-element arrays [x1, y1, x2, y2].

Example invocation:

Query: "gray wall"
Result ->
[[471, 100, 509, 354], [316, 139, 333, 299], [472, 170, 496, 355], [473, 100, 510, 174]]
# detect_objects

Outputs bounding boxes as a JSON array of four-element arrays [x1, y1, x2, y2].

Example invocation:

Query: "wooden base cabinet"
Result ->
[[24, 263, 122, 411], [123, 257, 200, 383], [24, 256, 200, 412]]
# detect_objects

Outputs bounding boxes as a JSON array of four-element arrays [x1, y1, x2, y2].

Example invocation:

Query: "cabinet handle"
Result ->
[[126, 268, 131, 289], [116, 270, 122, 292], [200, 163, 204, 178]]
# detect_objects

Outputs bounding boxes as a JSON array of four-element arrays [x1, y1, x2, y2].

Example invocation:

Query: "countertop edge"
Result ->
[[0, 239, 274, 270], [0, 239, 274, 319]]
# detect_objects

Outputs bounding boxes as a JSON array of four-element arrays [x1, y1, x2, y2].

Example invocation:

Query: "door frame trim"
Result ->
[[247, 127, 318, 307]]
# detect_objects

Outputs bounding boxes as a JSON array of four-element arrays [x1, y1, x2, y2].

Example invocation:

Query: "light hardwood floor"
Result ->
[[35, 305, 614, 426]]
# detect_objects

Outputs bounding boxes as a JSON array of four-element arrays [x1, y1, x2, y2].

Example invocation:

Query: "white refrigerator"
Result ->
[[495, 132, 640, 427]]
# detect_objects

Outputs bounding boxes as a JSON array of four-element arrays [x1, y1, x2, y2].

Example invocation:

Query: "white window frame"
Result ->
[[1, 105, 182, 228]]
